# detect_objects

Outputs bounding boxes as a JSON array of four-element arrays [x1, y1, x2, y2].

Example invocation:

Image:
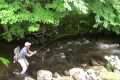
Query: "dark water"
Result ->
[[0, 34, 120, 80]]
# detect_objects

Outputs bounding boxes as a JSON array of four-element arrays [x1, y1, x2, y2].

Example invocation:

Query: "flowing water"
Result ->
[[0, 34, 120, 80]]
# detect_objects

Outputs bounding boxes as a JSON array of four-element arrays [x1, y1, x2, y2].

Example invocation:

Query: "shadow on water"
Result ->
[[0, 33, 120, 80]]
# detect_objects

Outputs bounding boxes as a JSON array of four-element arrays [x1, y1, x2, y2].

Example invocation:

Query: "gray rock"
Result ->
[[83, 40, 90, 44], [59, 52, 66, 59], [56, 46, 64, 50], [74, 41, 81, 45], [24, 76, 35, 80], [97, 43, 119, 49], [69, 68, 88, 80], [68, 48, 72, 51], [53, 72, 62, 80], [111, 49, 120, 54], [53, 72, 62, 78], [37, 70, 52, 80], [86, 69, 101, 80], [67, 42, 72, 45], [104, 55, 120, 74], [68, 67, 102, 80], [46, 48, 50, 52], [99, 71, 120, 80], [59, 46, 64, 49]]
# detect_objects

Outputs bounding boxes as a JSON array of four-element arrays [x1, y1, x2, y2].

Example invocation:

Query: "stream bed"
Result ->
[[0, 34, 120, 80]]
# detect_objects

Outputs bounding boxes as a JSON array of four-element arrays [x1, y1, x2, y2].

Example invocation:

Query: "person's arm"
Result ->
[[26, 50, 37, 57]]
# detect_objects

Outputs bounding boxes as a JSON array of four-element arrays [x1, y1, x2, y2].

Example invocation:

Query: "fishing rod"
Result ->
[[33, 40, 54, 63]]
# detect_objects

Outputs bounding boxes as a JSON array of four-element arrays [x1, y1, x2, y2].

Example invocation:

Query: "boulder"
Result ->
[[86, 69, 101, 80], [96, 43, 119, 49], [100, 71, 120, 80], [24, 76, 35, 80], [53, 76, 74, 80], [37, 70, 52, 80], [62, 76, 74, 80], [53, 72, 62, 80], [67, 42, 72, 45], [104, 55, 120, 73], [89, 66, 120, 80], [90, 66, 107, 72], [69, 68, 88, 80]]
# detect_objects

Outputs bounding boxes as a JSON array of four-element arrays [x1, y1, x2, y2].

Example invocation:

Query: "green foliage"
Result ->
[[1, 0, 120, 41], [46, 0, 65, 12], [59, 13, 94, 34], [0, 52, 11, 66], [0, 57, 10, 66], [64, 0, 88, 14], [28, 24, 39, 32], [0, 0, 65, 41], [87, 0, 120, 33], [9, 24, 24, 38]]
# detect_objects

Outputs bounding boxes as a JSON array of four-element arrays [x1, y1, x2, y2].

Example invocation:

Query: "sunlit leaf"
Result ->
[[0, 57, 10, 66]]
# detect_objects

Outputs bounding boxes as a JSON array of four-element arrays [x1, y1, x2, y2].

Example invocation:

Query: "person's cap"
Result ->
[[24, 42, 31, 46]]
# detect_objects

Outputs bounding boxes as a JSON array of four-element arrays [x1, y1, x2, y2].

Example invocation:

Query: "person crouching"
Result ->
[[17, 42, 36, 75]]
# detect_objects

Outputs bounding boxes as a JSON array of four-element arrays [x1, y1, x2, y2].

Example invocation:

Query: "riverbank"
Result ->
[[0, 33, 120, 80]]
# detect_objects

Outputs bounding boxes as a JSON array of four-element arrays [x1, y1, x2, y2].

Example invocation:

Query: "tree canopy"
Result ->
[[0, 0, 120, 41]]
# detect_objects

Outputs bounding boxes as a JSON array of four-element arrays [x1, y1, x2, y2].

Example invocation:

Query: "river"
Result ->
[[0, 33, 120, 80]]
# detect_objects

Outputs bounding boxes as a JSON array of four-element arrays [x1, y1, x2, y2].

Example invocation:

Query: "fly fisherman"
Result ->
[[13, 42, 37, 75]]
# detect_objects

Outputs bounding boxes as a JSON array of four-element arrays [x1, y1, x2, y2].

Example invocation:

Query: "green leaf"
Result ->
[[28, 24, 39, 32], [0, 57, 10, 66]]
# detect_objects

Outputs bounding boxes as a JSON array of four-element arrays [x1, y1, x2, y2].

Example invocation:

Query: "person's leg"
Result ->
[[24, 58, 29, 67], [18, 59, 28, 74]]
